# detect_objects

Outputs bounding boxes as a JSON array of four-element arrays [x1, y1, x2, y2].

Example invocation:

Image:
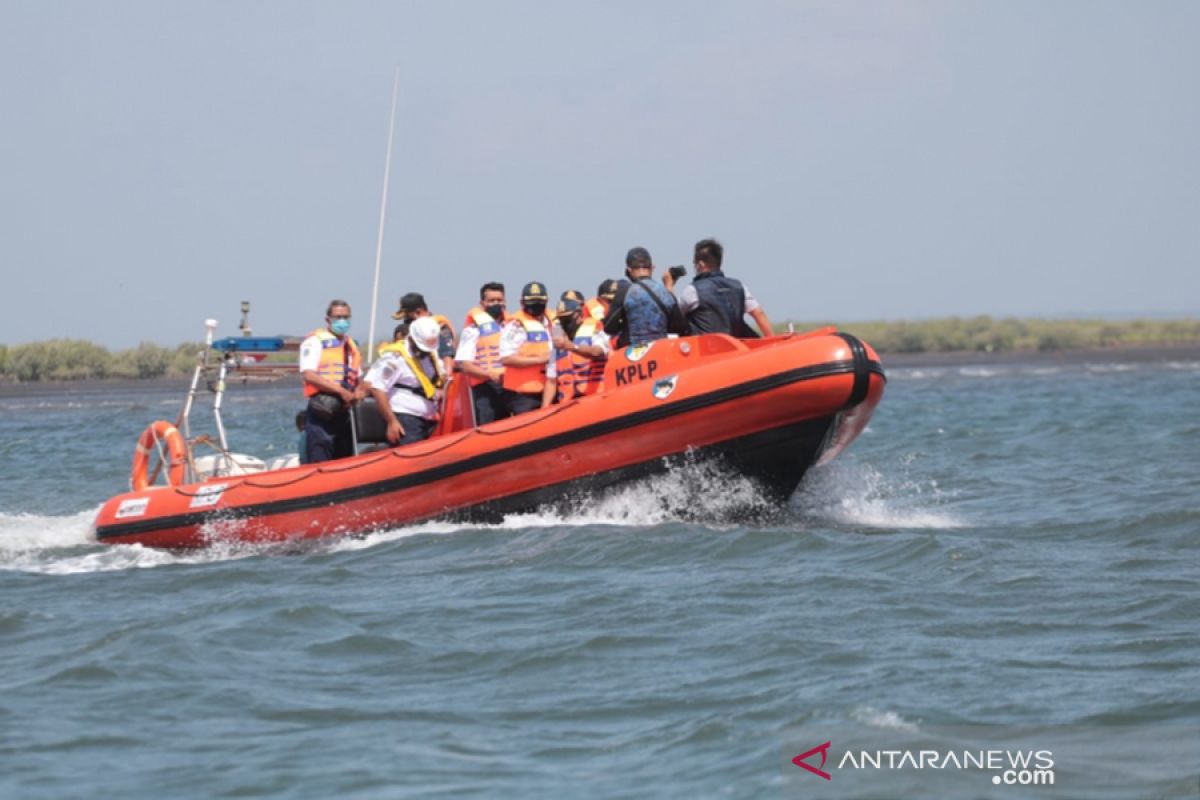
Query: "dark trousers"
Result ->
[[472, 382, 510, 426], [305, 408, 354, 463], [503, 389, 542, 417], [395, 412, 435, 445]]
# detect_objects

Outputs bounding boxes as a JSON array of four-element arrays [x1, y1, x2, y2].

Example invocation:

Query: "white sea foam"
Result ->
[[322, 455, 775, 556], [891, 368, 948, 381], [3, 455, 781, 572], [0, 509, 97, 552], [851, 706, 921, 732], [1085, 362, 1138, 373], [958, 366, 1002, 378], [0, 508, 276, 575], [793, 459, 965, 530]]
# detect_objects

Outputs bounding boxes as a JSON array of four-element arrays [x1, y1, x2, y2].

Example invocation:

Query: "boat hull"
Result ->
[[93, 332, 885, 548]]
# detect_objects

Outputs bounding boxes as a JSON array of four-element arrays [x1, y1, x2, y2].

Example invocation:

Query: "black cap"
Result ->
[[625, 247, 652, 267], [597, 279, 620, 300], [556, 297, 582, 316], [521, 281, 549, 302], [392, 292, 427, 320]]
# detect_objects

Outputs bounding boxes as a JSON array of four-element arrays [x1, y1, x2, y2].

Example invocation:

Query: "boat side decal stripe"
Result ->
[[96, 357, 883, 539]]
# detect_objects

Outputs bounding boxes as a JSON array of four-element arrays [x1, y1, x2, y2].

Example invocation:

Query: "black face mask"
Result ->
[[560, 314, 580, 340], [524, 302, 547, 318], [484, 303, 504, 320]]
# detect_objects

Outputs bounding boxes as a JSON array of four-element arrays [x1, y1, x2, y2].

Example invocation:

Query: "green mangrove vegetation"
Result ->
[[783, 316, 1200, 354], [0, 340, 204, 382]]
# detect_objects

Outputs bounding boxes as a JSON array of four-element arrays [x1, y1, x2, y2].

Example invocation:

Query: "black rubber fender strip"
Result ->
[[836, 332, 871, 410]]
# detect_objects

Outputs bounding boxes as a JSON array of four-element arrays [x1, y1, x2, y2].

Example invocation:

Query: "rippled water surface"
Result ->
[[2, 355, 1198, 798]]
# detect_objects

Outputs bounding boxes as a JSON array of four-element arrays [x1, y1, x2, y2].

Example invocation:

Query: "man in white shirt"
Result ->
[[299, 300, 364, 462], [498, 282, 558, 415], [362, 317, 446, 446], [454, 282, 510, 425]]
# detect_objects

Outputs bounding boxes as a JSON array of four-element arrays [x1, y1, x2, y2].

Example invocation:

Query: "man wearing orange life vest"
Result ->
[[299, 299, 365, 463], [499, 281, 557, 416], [584, 278, 620, 323], [455, 282, 511, 425], [392, 292, 457, 374], [552, 292, 609, 402]]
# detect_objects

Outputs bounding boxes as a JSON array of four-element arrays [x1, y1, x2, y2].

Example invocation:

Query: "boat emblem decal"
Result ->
[[625, 342, 653, 362], [116, 497, 150, 519], [189, 483, 229, 510], [652, 375, 678, 400]]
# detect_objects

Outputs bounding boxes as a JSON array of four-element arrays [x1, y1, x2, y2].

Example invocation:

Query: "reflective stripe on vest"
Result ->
[[554, 346, 575, 403], [303, 328, 361, 397], [501, 312, 551, 395], [569, 317, 606, 397], [464, 307, 506, 386]]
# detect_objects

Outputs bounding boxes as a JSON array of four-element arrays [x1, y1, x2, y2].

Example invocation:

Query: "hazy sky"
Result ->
[[2, 1, 1197, 348]]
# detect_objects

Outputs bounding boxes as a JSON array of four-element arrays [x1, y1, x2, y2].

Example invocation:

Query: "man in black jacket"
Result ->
[[662, 239, 773, 337]]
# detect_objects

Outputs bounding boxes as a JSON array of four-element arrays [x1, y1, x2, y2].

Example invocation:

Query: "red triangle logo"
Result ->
[[792, 741, 832, 780]]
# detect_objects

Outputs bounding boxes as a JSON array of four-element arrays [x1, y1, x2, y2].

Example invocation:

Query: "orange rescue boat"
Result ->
[[93, 328, 885, 548]]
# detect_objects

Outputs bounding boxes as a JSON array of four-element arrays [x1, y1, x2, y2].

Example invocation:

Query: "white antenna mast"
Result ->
[[366, 66, 401, 362]]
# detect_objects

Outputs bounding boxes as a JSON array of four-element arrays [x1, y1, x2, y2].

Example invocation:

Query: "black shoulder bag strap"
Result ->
[[631, 278, 675, 323]]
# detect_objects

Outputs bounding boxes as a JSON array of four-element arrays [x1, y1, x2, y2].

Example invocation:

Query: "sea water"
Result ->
[[1, 356, 1198, 798]]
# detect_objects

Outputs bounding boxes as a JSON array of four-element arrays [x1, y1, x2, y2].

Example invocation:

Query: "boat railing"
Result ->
[[175, 319, 302, 483]]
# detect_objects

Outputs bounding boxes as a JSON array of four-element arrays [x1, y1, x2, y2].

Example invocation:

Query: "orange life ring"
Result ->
[[130, 420, 188, 491]]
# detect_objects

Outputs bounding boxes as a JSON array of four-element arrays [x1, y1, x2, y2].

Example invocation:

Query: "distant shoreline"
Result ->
[[879, 342, 1200, 368], [2, 343, 1197, 397]]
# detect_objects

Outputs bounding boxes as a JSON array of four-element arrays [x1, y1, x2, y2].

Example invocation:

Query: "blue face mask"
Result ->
[[330, 318, 351, 336]]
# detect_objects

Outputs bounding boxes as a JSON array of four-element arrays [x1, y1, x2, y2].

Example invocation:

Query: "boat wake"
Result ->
[[3, 454, 961, 574], [791, 458, 966, 530]]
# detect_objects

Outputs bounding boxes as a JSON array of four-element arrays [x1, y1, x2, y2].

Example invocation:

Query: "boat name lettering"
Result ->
[[116, 497, 150, 519], [190, 483, 229, 509], [614, 359, 659, 387]]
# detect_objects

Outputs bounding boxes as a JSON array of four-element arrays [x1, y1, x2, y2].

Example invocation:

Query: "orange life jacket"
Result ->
[[303, 328, 361, 397], [431, 314, 456, 346], [462, 307, 507, 386], [555, 317, 608, 402], [501, 311, 552, 395], [584, 297, 607, 321], [569, 317, 607, 397]]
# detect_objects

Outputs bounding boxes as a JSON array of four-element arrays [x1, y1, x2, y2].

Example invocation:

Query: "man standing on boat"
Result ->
[[662, 238, 773, 338], [299, 300, 364, 463], [455, 282, 511, 425], [392, 292, 457, 374], [363, 317, 446, 446], [499, 282, 557, 415], [603, 247, 687, 348]]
